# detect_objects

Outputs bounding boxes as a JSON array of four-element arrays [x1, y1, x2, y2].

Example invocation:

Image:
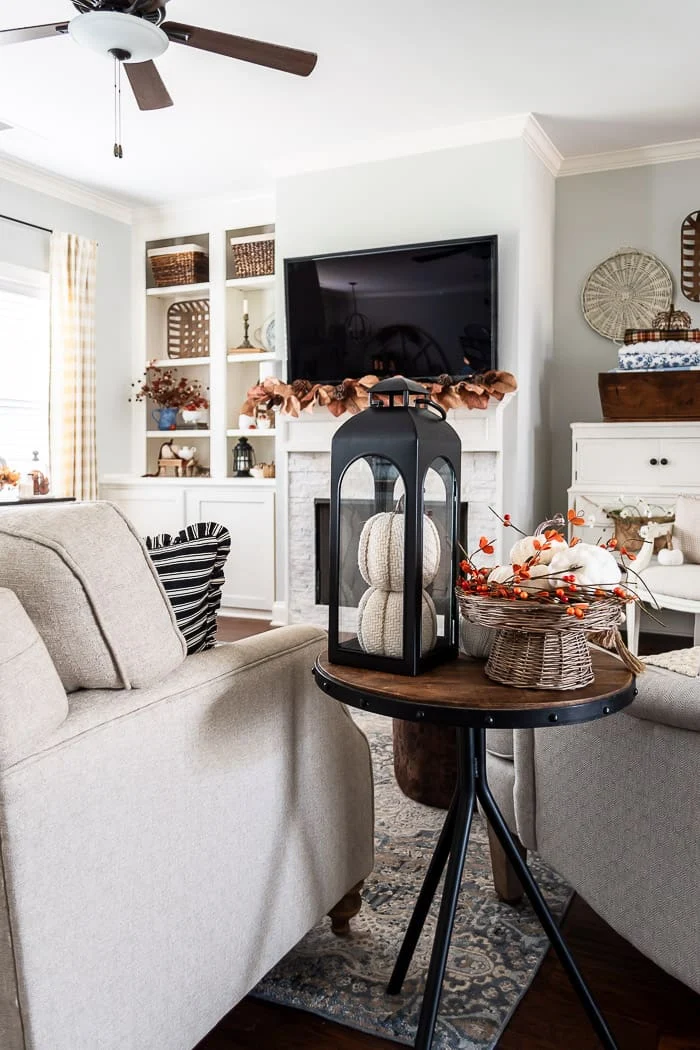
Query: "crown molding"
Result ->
[[559, 137, 700, 177], [0, 152, 135, 224], [522, 115, 562, 176]]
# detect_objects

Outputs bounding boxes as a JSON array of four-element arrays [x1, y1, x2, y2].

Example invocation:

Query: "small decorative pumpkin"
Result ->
[[657, 547, 684, 566], [509, 534, 567, 566], [652, 302, 691, 330], [358, 512, 441, 591], [357, 587, 437, 657], [548, 543, 622, 587]]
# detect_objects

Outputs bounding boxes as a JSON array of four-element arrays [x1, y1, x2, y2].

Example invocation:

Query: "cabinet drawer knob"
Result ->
[[649, 457, 658, 465], [660, 457, 668, 466]]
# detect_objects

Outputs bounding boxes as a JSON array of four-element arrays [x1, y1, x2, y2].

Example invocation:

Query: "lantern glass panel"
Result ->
[[337, 455, 406, 659], [422, 458, 457, 654]]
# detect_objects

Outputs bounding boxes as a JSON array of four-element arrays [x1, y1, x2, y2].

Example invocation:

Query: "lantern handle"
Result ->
[[414, 395, 447, 420]]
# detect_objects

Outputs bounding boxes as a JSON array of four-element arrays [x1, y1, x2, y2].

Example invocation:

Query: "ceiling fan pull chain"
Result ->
[[113, 54, 124, 159]]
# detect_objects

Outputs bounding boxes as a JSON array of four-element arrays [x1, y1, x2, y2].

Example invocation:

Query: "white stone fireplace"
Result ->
[[275, 398, 513, 627]]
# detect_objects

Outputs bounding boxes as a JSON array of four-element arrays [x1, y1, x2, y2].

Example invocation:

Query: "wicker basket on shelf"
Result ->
[[230, 234, 275, 278], [148, 244, 209, 288], [166, 299, 210, 358], [457, 591, 629, 690]]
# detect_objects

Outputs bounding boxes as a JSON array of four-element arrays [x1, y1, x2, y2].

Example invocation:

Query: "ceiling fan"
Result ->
[[0, 1, 318, 116]]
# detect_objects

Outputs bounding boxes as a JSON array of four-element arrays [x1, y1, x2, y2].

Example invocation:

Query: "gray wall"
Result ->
[[0, 181, 132, 476], [552, 158, 700, 510]]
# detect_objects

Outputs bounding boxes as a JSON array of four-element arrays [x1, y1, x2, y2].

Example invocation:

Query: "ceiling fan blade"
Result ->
[[124, 61, 173, 111], [162, 21, 317, 77], [0, 23, 69, 46]]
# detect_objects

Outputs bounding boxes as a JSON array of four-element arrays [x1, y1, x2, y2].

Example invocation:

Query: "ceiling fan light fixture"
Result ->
[[68, 11, 169, 62]]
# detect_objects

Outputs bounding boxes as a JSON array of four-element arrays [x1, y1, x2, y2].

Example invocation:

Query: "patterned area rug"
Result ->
[[252, 711, 571, 1048]]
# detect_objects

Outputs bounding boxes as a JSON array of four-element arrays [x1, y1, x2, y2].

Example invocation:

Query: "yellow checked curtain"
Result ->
[[49, 232, 98, 500]]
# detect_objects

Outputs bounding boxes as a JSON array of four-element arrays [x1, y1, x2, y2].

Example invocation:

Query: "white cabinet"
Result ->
[[185, 487, 275, 611], [568, 422, 700, 543], [100, 482, 186, 537], [100, 478, 276, 614]]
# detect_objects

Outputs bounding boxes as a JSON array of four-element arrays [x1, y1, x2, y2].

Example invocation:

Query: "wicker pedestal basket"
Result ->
[[457, 592, 639, 690]]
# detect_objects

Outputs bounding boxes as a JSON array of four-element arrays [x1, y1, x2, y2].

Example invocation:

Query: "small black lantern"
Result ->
[[328, 376, 461, 675], [232, 436, 256, 477]]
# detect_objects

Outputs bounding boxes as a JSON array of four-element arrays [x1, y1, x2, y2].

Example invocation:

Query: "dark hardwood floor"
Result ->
[[207, 619, 700, 1050]]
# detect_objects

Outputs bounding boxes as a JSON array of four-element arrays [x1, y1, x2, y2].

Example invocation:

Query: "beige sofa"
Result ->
[[485, 665, 700, 994], [0, 502, 374, 1050]]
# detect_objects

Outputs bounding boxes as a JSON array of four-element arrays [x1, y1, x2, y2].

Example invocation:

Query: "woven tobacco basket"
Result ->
[[457, 592, 641, 690]]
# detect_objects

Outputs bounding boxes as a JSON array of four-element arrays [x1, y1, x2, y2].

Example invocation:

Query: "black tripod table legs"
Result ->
[[386, 727, 619, 1050]]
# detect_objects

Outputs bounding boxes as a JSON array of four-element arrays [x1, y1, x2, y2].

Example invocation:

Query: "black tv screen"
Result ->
[[284, 235, 497, 384]]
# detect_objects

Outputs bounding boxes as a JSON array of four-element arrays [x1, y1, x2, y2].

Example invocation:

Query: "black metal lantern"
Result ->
[[232, 436, 256, 477], [329, 376, 461, 675]]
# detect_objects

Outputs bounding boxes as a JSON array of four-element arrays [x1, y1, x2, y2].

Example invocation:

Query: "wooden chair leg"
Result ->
[[328, 881, 364, 935], [487, 823, 527, 904]]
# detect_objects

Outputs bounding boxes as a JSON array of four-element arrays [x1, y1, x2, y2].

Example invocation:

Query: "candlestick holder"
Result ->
[[235, 312, 253, 350]]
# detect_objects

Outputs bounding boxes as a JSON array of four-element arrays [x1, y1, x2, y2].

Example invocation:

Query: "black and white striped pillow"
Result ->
[[144, 522, 231, 654]]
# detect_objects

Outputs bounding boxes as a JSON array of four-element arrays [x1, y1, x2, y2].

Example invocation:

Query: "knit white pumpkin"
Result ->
[[358, 512, 441, 591], [357, 587, 437, 657]]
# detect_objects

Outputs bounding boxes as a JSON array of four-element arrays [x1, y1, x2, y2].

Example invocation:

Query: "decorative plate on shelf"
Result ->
[[261, 314, 276, 353], [581, 247, 672, 341]]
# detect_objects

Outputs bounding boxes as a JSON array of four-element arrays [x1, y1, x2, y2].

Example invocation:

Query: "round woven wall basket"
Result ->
[[457, 592, 625, 690], [581, 247, 672, 341]]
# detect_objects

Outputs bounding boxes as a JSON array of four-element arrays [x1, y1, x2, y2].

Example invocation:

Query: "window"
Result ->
[[0, 262, 50, 477]]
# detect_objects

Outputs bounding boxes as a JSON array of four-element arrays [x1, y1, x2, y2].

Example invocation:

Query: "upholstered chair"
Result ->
[[0, 501, 374, 1050], [485, 662, 700, 995]]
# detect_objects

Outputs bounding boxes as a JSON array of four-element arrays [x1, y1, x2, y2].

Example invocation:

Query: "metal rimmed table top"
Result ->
[[313, 650, 636, 730]]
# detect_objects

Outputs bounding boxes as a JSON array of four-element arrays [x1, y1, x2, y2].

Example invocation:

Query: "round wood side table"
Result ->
[[313, 649, 636, 1050]]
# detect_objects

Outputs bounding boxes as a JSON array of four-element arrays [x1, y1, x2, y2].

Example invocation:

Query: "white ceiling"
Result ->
[[1, 0, 700, 207]]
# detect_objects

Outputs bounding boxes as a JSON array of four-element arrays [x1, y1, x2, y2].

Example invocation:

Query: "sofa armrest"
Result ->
[[5, 625, 331, 768], [626, 665, 700, 733]]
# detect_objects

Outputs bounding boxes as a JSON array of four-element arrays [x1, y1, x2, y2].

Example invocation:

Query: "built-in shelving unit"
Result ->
[[137, 224, 278, 483]]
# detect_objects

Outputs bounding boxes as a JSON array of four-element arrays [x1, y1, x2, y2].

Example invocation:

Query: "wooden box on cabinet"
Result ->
[[598, 371, 700, 422]]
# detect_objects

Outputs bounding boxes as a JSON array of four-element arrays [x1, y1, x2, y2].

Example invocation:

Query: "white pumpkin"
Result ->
[[519, 563, 556, 593], [657, 547, 684, 566], [568, 543, 622, 587], [358, 512, 441, 591], [488, 565, 514, 586], [509, 533, 567, 566], [357, 587, 437, 657]]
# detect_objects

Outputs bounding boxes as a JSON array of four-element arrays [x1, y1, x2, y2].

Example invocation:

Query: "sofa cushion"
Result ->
[[673, 494, 700, 564], [640, 563, 700, 602], [145, 522, 231, 654], [0, 588, 68, 766], [0, 502, 186, 692]]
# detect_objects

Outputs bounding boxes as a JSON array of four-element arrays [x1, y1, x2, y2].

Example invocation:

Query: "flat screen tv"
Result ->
[[284, 235, 497, 384]]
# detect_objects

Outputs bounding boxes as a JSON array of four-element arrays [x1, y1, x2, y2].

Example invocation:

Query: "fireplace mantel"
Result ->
[[273, 395, 515, 626]]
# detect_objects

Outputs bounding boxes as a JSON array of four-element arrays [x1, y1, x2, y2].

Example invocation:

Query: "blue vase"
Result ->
[[152, 407, 178, 430]]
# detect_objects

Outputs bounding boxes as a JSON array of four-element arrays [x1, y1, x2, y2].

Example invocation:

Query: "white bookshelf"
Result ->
[[139, 224, 278, 483]]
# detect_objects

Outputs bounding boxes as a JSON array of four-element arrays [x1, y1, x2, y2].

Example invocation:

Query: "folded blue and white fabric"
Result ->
[[617, 348, 700, 370]]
